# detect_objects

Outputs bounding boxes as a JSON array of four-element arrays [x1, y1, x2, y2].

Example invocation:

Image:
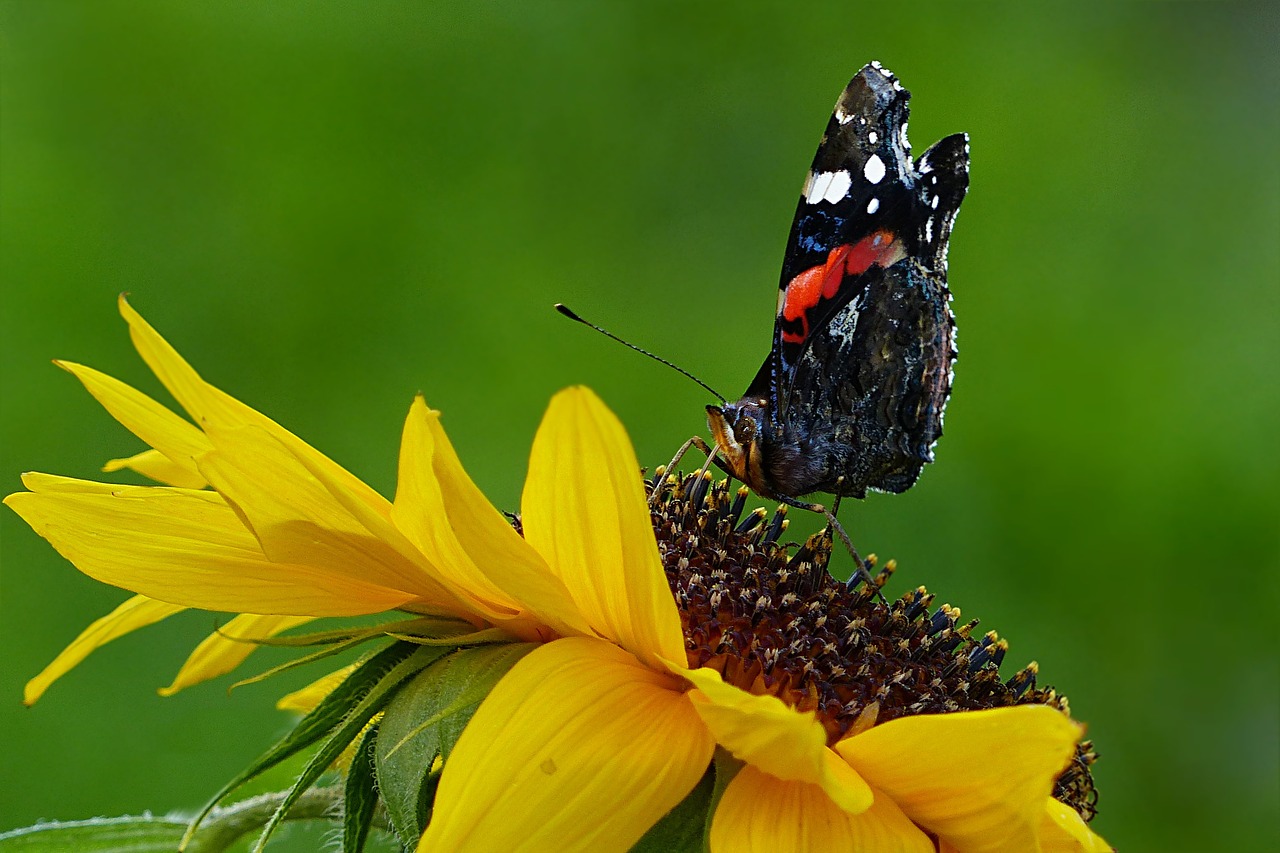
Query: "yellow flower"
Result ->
[[6, 297, 1111, 852]]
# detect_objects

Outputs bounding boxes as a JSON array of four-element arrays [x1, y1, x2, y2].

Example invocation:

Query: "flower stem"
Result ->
[[184, 784, 387, 852]]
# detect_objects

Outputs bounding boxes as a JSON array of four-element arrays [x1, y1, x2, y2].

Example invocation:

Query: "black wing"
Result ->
[[745, 64, 917, 409], [777, 259, 959, 497], [759, 63, 969, 496]]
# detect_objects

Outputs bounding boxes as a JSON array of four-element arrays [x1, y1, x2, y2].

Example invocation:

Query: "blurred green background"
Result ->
[[2, 2, 1276, 851]]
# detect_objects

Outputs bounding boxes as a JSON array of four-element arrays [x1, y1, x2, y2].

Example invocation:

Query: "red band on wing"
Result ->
[[781, 265, 825, 343], [781, 231, 899, 345], [844, 229, 899, 276]]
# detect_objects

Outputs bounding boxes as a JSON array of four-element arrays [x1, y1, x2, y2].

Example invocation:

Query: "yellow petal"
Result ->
[[1040, 798, 1113, 853], [521, 387, 683, 668], [420, 637, 714, 852], [158, 613, 316, 696], [710, 766, 932, 853], [6, 473, 416, 615], [57, 360, 210, 486], [392, 397, 590, 639], [682, 664, 872, 813], [104, 449, 209, 489], [24, 594, 184, 705], [837, 705, 1082, 853], [276, 664, 357, 713], [117, 295, 388, 518], [195, 423, 469, 615]]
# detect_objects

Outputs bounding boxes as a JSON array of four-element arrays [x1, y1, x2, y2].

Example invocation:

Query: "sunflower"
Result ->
[[6, 297, 1111, 852]]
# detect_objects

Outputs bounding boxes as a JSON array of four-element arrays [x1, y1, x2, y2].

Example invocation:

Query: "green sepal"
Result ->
[[228, 618, 471, 693], [0, 816, 187, 852], [375, 643, 535, 845], [632, 762, 715, 853], [342, 724, 381, 853], [181, 640, 425, 848], [240, 617, 472, 648], [702, 748, 744, 850], [226, 632, 379, 692], [248, 645, 449, 852], [384, 626, 512, 646]]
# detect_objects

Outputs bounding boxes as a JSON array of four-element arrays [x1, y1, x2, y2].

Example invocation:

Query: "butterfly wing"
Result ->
[[754, 63, 969, 497]]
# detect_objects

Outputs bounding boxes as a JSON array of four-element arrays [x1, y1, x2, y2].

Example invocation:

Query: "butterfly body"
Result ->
[[709, 62, 969, 502]]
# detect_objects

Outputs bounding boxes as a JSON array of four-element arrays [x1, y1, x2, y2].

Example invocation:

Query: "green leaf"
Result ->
[[632, 762, 715, 853], [343, 725, 380, 853], [250, 645, 450, 852], [375, 643, 534, 845], [182, 640, 422, 847], [0, 816, 186, 852]]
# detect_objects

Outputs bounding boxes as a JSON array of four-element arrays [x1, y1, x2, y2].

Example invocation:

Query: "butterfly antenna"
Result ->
[[555, 303, 727, 402]]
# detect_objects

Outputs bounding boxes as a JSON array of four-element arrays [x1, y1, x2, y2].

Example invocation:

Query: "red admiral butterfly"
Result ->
[[707, 61, 968, 515], [560, 62, 967, 572]]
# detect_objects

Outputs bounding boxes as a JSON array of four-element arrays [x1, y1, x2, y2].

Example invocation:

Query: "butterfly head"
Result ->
[[706, 400, 769, 494]]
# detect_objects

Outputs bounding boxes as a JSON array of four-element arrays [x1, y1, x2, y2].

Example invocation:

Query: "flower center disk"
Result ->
[[648, 468, 1099, 821]]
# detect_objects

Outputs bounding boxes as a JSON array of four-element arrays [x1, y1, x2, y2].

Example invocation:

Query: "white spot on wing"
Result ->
[[868, 131, 878, 144], [863, 154, 886, 185], [900, 122, 910, 152], [835, 104, 855, 125], [866, 198, 879, 214], [825, 294, 865, 347], [803, 170, 853, 205]]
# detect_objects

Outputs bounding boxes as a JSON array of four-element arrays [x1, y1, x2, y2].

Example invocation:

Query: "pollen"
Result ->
[[647, 467, 1100, 823]]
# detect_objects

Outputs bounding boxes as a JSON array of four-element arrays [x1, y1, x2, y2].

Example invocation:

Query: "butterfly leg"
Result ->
[[827, 509, 887, 602], [650, 435, 715, 506], [775, 491, 885, 602], [831, 488, 887, 602]]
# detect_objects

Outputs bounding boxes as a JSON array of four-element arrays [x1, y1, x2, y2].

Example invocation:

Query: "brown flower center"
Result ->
[[648, 468, 1099, 822]]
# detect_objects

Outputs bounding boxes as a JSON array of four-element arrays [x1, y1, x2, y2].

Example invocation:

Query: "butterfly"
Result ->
[[705, 61, 969, 520]]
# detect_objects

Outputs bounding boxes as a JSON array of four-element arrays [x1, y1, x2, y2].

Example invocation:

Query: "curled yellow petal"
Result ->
[[391, 397, 522, 616], [6, 474, 416, 616], [159, 613, 316, 696], [24, 595, 184, 705], [682, 664, 872, 814], [420, 637, 714, 852], [710, 765, 931, 853], [522, 387, 684, 668], [837, 705, 1082, 853], [392, 397, 589, 639], [195, 424, 468, 614]]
